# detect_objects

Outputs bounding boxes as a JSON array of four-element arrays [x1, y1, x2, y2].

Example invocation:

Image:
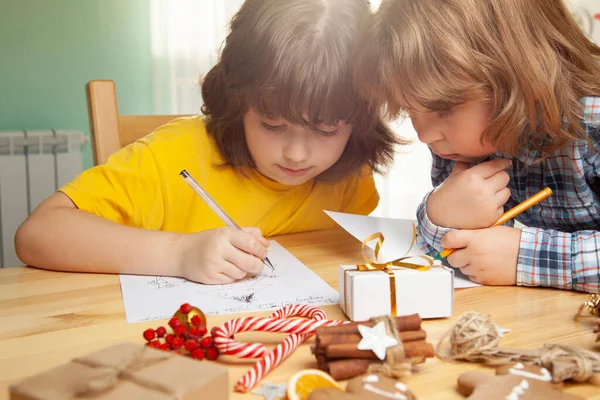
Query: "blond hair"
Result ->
[[355, 0, 600, 155]]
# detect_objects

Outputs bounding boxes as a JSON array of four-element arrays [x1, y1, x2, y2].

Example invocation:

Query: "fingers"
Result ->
[[224, 232, 265, 275], [496, 187, 511, 205], [441, 230, 473, 250], [242, 227, 270, 247], [470, 158, 512, 179], [229, 229, 268, 259], [207, 271, 241, 285], [458, 265, 479, 283], [224, 249, 264, 275], [449, 161, 470, 176], [486, 169, 510, 191], [220, 260, 250, 281], [446, 248, 469, 269], [202, 260, 253, 285]]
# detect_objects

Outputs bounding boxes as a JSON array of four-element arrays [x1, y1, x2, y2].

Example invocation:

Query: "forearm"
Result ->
[[415, 190, 453, 255], [15, 195, 182, 277], [517, 227, 600, 293]]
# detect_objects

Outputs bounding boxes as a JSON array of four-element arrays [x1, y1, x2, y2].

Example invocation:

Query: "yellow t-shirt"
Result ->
[[60, 116, 379, 236]]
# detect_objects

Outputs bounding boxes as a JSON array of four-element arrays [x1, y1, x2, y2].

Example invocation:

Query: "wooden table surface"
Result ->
[[1, 227, 599, 399]]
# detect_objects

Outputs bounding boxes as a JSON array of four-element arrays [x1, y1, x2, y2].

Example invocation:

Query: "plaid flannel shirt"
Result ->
[[416, 96, 600, 293]]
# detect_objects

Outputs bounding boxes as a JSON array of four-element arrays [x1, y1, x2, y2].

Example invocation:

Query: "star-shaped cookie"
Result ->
[[357, 321, 399, 360], [252, 381, 287, 400]]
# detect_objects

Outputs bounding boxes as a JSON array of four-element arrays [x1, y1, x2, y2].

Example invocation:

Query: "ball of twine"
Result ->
[[436, 311, 501, 360], [437, 311, 600, 382]]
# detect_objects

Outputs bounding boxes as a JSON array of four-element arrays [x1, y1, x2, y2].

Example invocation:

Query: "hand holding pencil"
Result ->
[[435, 187, 553, 260], [180, 169, 275, 277]]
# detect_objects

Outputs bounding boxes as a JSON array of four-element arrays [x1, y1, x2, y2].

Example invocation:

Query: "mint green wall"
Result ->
[[0, 0, 153, 169]]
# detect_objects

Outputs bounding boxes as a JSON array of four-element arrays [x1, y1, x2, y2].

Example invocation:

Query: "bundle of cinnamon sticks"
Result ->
[[311, 313, 435, 380]]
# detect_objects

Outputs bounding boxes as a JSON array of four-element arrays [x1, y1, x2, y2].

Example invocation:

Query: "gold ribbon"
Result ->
[[574, 293, 600, 321], [346, 228, 434, 317]]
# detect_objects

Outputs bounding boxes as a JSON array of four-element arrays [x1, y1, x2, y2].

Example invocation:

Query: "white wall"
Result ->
[[567, 0, 600, 44], [371, 118, 433, 220]]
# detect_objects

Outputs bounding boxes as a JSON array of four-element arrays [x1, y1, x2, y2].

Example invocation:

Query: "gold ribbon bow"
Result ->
[[348, 227, 435, 316], [574, 293, 600, 321]]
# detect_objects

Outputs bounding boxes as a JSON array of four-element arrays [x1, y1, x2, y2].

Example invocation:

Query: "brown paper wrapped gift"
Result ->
[[9, 342, 229, 400]]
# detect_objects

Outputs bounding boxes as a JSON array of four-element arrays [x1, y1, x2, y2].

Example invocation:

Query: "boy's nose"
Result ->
[[414, 122, 444, 145], [411, 115, 444, 145]]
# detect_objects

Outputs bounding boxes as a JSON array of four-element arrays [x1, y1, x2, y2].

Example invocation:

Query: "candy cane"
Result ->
[[211, 304, 348, 392]]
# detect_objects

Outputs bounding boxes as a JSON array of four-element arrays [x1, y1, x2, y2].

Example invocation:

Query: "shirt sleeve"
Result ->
[[58, 141, 165, 230], [517, 227, 600, 292], [516, 123, 600, 293], [342, 165, 380, 215], [415, 190, 454, 256]]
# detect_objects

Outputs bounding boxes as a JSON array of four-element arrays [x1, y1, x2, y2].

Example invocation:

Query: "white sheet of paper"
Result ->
[[324, 211, 480, 289], [119, 241, 339, 323]]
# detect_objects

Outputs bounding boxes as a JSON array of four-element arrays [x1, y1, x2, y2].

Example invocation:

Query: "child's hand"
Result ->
[[427, 159, 512, 229], [441, 226, 521, 285], [174, 227, 270, 284]]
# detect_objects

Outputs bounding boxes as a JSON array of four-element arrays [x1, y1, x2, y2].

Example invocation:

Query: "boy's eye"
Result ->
[[436, 109, 452, 119], [261, 121, 286, 131]]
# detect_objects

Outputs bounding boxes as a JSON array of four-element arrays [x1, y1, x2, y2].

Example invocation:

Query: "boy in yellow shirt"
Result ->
[[15, 0, 401, 284]]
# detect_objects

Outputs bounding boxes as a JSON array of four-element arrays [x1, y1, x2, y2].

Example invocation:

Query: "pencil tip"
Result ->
[[434, 254, 442, 260], [264, 257, 275, 270]]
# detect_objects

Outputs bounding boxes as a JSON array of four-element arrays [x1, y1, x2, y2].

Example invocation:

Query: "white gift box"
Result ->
[[339, 264, 454, 321]]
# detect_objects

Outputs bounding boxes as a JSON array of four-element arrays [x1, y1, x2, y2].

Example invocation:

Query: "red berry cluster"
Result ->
[[142, 303, 219, 361]]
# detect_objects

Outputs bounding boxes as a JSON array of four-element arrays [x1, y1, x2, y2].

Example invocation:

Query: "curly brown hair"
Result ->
[[200, 0, 404, 181]]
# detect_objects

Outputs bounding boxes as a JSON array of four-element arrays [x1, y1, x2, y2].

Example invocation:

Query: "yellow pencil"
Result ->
[[434, 187, 553, 260]]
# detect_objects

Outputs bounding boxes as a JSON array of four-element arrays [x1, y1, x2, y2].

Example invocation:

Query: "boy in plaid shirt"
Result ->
[[355, 0, 600, 292]]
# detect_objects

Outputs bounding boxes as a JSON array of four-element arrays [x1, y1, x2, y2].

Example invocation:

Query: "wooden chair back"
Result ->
[[86, 80, 189, 165]]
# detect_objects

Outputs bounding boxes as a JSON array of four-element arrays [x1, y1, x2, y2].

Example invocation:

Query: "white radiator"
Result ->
[[0, 130, 86, 268]]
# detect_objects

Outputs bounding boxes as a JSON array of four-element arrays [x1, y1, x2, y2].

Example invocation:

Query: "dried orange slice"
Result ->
[[287, 369, 342, 400]]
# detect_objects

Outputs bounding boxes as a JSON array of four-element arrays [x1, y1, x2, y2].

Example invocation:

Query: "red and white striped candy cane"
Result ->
[[211, 304, 348, 392]]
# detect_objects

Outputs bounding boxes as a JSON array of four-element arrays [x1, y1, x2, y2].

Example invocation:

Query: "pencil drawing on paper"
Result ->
[[147, 276, 189, 289], [119, 241, 340, 322], [195, 263, 280, 304], [145, 264, 281, 305]]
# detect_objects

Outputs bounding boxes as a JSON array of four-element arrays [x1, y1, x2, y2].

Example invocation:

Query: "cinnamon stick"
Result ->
[[325, 340, 434, 360], [315, 314, 422, 336], [325, 348, 435, 381], [315, 329, 426, 349], [327, 359, 373, 381]]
